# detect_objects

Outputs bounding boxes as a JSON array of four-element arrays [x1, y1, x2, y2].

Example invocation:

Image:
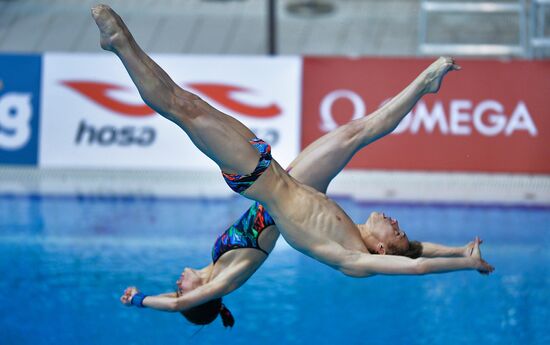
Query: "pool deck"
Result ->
[[1, 167, 549, 206]]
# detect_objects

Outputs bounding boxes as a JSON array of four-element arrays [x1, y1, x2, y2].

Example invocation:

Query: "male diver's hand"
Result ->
[[463, 238, 482, 257], [120, 286, 140, 306], [470, 237, 494, 275]]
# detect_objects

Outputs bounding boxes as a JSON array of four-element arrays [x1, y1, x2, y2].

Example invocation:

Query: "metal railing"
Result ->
[[418, 0, 528, 57], [530, 0, 550, 57]]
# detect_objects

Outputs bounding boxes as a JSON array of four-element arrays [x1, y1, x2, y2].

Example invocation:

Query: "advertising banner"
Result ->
[[40, 53, 302, 170], [301, 57, 550, 174], [0, 54, 42, 166]]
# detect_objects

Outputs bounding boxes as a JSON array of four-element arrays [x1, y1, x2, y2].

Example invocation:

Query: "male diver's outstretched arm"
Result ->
[[400, 239, 478, 259], [419, 240, 477, 258], [336, 237, 493, 277]]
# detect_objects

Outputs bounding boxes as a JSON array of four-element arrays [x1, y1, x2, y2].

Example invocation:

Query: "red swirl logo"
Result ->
[[62, 81, 282, 118]]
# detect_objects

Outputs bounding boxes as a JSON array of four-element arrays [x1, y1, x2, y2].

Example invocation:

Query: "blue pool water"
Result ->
[[0, 195, 549, 345]]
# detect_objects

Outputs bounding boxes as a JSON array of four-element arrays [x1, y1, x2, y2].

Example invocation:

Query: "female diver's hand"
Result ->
[[120, 286, 140, 306], [470, 237, 494, 275]]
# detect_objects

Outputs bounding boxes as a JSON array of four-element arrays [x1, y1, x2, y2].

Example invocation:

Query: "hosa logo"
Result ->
[[0, 92, 33, 150], [74, 120, 155, 146], [319, 90, 537, 137], [62, 80, 283, 147]]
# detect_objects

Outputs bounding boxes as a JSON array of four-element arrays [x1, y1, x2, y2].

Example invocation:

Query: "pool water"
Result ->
[[0, 195, 549, 345]]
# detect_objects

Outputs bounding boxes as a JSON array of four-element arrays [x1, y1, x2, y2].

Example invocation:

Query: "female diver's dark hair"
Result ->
[[181, 298, 235, 328]]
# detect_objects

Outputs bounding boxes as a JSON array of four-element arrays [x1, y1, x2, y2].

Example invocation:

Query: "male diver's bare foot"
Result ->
[[91, 4, 129, 52], [423, 56, 461, 94]]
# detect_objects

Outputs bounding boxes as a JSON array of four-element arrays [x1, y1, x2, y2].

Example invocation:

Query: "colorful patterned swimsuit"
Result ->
[[222, 138, 272, 194], [212, 202, 275, 264]]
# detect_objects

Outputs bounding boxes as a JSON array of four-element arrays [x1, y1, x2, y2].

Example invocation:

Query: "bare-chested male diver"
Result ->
[[89, 4, 494, 328]]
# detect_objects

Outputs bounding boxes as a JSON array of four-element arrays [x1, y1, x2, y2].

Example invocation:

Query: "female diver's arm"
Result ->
[[121, 280, 231, 312], [121, 258, 260, 312], [143, 285, 221, 311]]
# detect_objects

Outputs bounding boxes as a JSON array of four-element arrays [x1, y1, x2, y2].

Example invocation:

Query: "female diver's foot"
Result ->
[[91, 4, 130, 52], [424, 56, 461, 94]]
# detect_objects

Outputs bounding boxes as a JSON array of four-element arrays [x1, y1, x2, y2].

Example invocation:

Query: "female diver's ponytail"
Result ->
[[180, 298, 235, 328], [219, 303, 235, 328]]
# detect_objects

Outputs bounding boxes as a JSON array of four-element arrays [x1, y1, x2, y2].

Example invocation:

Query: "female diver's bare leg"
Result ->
[[91, 4, 259, 175], [288, 57, 460, 193]]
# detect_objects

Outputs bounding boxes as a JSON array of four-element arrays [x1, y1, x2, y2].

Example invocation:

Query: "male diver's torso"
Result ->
[[245, 160, 369, 256]]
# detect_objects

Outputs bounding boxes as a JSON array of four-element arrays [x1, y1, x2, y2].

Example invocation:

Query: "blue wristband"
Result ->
[[131, 292, 147, 308]]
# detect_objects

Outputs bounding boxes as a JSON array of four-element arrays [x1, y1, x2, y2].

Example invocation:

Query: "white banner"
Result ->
[[40, 53, 302, 170]]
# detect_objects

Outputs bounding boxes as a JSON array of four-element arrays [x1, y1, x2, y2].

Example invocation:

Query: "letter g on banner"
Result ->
[[0, 93, 32, 150], [0, 54, 41, 166], [319, 90, 365, 132]]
